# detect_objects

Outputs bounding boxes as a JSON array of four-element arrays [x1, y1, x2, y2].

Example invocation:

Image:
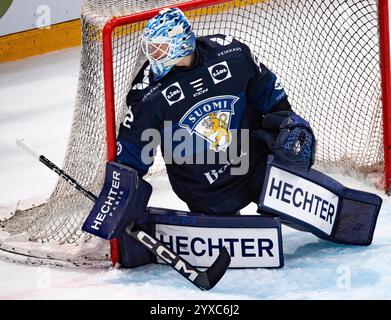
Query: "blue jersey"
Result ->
[[117, 34, 289, 214]]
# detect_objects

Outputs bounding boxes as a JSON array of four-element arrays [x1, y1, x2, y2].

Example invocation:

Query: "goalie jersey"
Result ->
[[117, 34, 289, 215]]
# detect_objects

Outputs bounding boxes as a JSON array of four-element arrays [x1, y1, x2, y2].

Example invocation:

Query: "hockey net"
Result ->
[[0, 0, 388, 266]]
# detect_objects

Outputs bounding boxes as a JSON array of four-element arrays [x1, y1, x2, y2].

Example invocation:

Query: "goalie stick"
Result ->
[[16, 138, 231, 290]]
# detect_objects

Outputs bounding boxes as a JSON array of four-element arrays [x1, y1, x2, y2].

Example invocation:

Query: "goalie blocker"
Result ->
[[258, 155, 382, 245], [82, 162, 152, 239]]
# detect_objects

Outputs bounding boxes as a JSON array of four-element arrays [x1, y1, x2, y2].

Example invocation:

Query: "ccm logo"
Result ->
[[136, 230, 199, 281]]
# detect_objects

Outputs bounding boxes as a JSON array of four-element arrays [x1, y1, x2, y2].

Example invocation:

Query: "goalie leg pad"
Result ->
[[118, 228, 156, 268], [82, 162, 152, 239], [119, 207, 284, 268], [258, 156, 382, 245]]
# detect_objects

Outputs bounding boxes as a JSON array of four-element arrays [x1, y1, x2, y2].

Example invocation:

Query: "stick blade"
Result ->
[[194, 247, 231, 290]]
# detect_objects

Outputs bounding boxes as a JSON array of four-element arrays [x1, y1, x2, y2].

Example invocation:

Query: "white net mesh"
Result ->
[[0, 0, 384, 266]]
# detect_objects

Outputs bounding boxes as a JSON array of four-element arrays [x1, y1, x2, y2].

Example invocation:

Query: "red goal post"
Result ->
[[379, 0, 391, 193]]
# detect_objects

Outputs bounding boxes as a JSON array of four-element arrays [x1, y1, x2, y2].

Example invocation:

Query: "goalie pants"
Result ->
[[185, 139, 270, 215]]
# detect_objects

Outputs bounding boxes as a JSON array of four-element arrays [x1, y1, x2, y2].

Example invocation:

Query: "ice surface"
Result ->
[[0, 47, 390, 300]]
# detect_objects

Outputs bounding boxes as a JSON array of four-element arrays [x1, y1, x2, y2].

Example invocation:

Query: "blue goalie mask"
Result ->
[[142, 7, 196, 80]]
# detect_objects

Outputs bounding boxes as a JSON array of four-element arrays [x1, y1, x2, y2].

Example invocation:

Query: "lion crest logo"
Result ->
[[179, 95, 238, 152]]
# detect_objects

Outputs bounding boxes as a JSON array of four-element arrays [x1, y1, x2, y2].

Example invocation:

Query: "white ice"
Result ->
[[0, 47, 390, 300]]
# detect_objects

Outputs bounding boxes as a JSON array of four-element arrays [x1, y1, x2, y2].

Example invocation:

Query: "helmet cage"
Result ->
[[141, 36, 175, 66]]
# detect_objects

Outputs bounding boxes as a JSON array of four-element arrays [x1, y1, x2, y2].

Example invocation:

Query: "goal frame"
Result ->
[[101, 0, 391, 265], [379, 0, 391, 192]]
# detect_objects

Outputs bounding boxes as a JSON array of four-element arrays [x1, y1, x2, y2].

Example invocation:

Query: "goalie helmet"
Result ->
[[142, 7, 196, 80]]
